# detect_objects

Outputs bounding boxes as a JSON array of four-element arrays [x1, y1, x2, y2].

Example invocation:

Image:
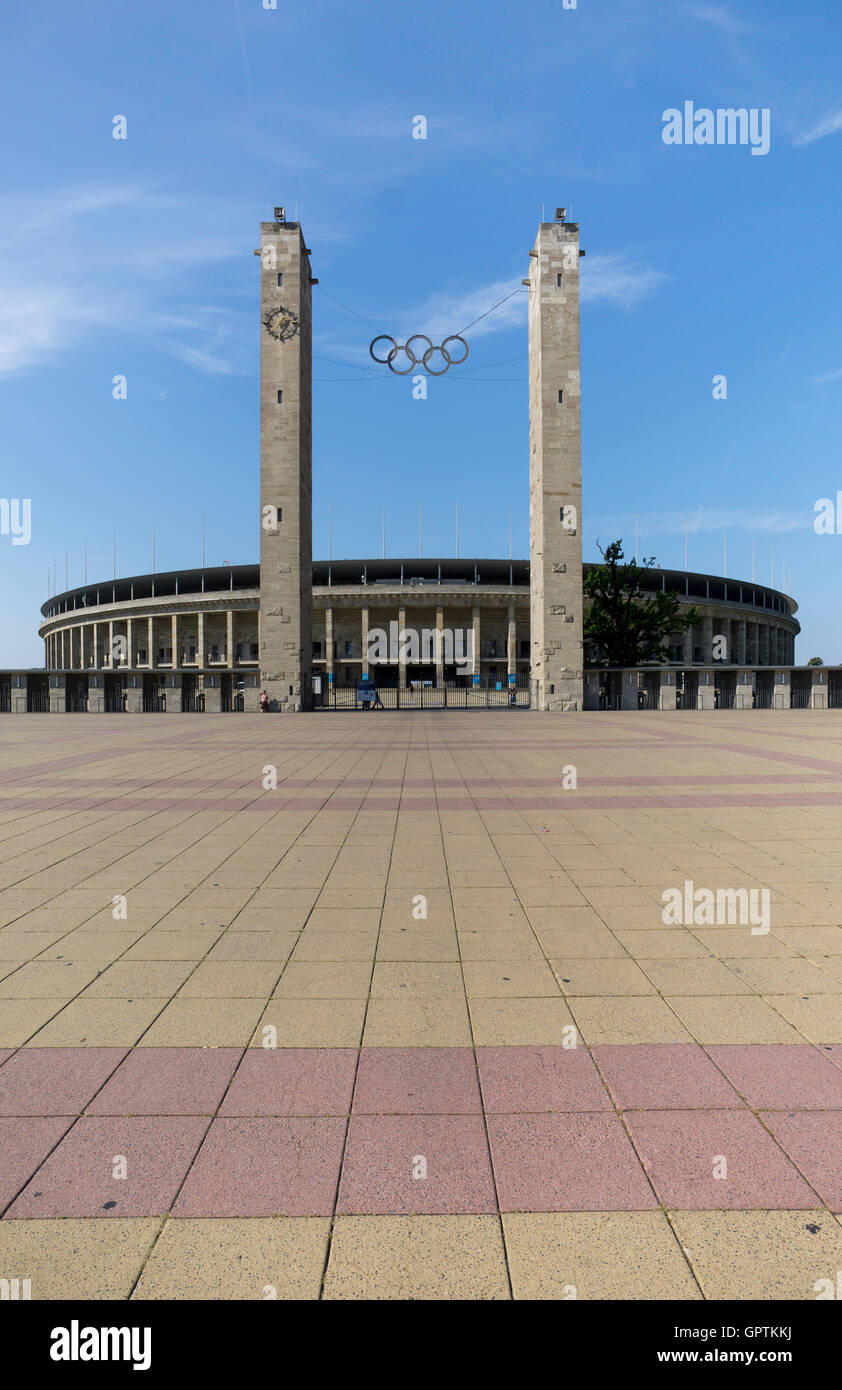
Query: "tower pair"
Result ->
[[257, 210, 583, 712]]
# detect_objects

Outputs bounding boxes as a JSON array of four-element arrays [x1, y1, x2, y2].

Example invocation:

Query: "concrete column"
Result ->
[[436, 605, 445, 688], [621, 671, 640, 710], [507, 603, 516, 679], [325, 607, 334, 689], [697, 670, 715, 709], [398, 606, 407, 691], [361, 606, 369, 677], [737, 619, 747, 666], [774, 669, 791, 709], [682, 626, 693, 664], [226, 611, 233, 669], [748, 621, 759, 664], [735, 670, 754, 710], [701, 615, 713, 664], [258, 215, 312, 713], [659, 671, 677, 710], [204, 680, 221, 713], [92, 624, 99, 670], [528, 215, 584, 712], [759, 623, 769, 666], [126, 617, 133, 668], [811, 666, 827, 709], [472, 604, 481, 679], [148, 616, 155, 669], [172, 614, 179, 668], [197, 612, 204, 670], [164, 673, 181, 712], [75, 625, 82, 669], [49, 675, 66, 713], [125, 683, 142, 714]]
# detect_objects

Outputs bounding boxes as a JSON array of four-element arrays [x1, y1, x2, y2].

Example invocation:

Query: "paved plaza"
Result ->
[[0, 711, 841, 1300]]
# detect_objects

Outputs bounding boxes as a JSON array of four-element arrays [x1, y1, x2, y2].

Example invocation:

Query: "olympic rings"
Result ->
[[369, 333, 470, 375]]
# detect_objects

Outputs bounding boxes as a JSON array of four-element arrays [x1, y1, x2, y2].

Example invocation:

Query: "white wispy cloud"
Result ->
[[588, 507, 809, 536], [793, 109, 842, 147], [813, 366, 842, 385], [394, 254, 667, 343], [581, 254, 669, 308], [0, 184, 248, 375], [685, 4, 747, 35]]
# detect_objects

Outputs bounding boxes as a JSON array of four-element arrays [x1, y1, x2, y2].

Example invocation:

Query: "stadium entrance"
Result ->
[[314, 674, 531, 710]]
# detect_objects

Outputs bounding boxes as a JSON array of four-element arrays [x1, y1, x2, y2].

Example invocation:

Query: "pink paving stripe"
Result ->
[[8, 788, 842, 815], [1, 1044, 839, 1218]]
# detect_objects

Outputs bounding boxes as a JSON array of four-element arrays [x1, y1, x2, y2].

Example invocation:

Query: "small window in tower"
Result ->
[[557, 273, 563, 287], [277, 273, 283, 286], [558, 389, 564, 403], [277, 389, 283, 403]]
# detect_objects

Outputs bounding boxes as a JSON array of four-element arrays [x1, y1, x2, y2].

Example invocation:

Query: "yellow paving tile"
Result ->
[[503, 1213, 700, 1300], [665, 995, 805, 1044], [463, 960, 562, 997], [723, 957, 842, 994], [177, 960, 280, 997], [132, 1218, 330, 1299], [468, 996, 577, 1045], [82, 961, 196, 997], [27, 997, 168, 1047], [762, 994, 842, 1044], [138, 998, 263, 1046], [370, 963, 465, 999], [0, 1219, 162, 1299], [568, 996, 692, 1045], [640, 958, 752, 996], [0, 998, 67, 1046], [669, 1210, 842, 1300], [323, 1216, 510, 1300], [0, 959, 111, 997], [362, 998, 472, 1047], [273, 961, 372, 998], [549, 958, 655, 996], [252, 998, 367, 1047]]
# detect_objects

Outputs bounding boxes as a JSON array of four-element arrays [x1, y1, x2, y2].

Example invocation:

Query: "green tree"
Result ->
[[807, 656, 824, 666], [584, 539, 700, 667]]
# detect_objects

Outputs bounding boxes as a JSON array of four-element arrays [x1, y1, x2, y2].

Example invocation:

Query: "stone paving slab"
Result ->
[[1, 711, 842, 1297]]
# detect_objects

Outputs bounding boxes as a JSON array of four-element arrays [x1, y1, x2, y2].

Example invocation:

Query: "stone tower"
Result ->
[[258, 211, 313, 711], [527, 214, 584, 712]]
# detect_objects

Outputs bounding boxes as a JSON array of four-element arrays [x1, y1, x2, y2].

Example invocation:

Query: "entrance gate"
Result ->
[[66, 675, 89, 712], [27, 677, 50, 712], [104, 675, 126, 712], [316, 677, 530, 711], [181, 675, 205, 712], [142, 675, 166, 712]]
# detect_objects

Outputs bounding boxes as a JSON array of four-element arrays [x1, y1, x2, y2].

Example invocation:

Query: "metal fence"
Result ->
[[316, 680, 530, 711]]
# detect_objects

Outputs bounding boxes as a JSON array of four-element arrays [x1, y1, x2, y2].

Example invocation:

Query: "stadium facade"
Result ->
[[5, 208, 837, 714]]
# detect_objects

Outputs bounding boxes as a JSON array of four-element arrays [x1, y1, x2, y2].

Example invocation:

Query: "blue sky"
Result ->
[[2, 0, 842, 665]]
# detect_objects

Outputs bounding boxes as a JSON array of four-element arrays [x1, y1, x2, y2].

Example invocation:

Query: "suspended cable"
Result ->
[[314, 285, 379, 330], [457, 287, 527, 335], [313, 354, 381, 372]]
